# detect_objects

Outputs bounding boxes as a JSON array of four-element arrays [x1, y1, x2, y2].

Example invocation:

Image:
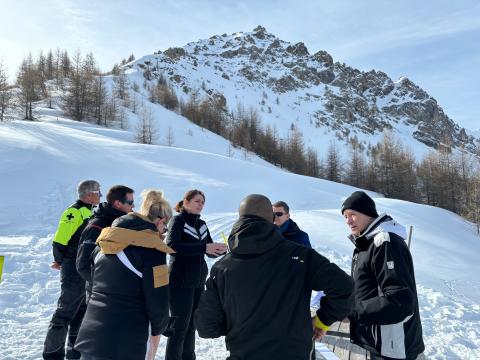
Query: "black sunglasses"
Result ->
[[274, 212, 286, 217], [122, 199, 134, 205]]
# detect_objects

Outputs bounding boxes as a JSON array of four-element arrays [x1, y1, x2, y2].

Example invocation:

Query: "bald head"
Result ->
[[238, 194, 273, 222]]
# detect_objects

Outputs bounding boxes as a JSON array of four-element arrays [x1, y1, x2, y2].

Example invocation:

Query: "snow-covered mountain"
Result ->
[[0, 103, 479, 358], [124, 25, 479, 157]]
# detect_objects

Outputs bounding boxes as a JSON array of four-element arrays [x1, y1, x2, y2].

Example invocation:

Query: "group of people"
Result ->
[[43, 180, 425, 360]]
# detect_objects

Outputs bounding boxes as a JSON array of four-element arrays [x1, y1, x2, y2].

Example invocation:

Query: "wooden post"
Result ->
[[407, 226, 413, 249]]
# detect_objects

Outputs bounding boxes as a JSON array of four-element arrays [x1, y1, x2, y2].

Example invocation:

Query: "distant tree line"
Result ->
[[0, 49, 135, 126], [331, 133, 480, 228], [168, 85, 480, 226]]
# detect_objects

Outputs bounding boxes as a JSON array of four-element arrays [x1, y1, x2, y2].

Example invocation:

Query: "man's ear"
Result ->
[[112, 199, 121, 210]]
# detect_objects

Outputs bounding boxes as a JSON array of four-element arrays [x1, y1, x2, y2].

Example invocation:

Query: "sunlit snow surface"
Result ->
[[0, 109, 479, 359]]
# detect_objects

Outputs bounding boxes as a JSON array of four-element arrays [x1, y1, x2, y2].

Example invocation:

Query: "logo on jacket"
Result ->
[[291, 256, 304, 263], [387, 261, 395, 269]]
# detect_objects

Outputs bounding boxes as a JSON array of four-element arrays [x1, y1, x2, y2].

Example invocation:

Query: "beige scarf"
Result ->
[[96, 213, 174, 255]]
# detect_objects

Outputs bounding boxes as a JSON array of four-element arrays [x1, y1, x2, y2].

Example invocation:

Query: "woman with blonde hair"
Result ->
[[165, 189, 227, 360], [76, 190, 174, 360]]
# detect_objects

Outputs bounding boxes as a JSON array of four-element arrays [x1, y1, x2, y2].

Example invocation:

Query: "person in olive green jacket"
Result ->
[[43, 180, 101, 360]]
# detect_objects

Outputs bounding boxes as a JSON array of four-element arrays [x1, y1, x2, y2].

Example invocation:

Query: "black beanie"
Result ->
[[341, 191, 379, 218]]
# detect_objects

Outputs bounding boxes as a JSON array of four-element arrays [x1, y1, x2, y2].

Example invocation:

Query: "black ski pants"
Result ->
[[43, 258, 86, 360], [165, 286, 203, 360]]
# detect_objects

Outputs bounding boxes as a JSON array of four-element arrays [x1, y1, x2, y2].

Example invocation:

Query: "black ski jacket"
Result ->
[[195, 215, 354, 360], [76, 202, 126, 298], [349, 213, 425, 359], [166, 210, 214, 288], [75, 213, 171, 360]]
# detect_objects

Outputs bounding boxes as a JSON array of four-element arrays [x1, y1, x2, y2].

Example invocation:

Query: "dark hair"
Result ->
[[106, 185, 134, 205], [272, 201, 289, 214], [175, 189, 205, 212]]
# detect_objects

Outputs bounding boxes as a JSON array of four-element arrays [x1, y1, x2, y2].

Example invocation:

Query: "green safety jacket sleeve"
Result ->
[[52, 207, 84, 263]]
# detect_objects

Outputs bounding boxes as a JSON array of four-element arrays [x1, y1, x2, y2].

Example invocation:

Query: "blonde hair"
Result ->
[[139, 190, 173, 222]]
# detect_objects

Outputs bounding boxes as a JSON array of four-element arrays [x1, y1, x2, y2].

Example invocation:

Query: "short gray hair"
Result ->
[[77, 180, 100, 198]]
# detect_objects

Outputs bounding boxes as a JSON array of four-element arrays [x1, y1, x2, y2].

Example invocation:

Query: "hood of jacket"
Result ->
[[96, 212, 174, 255], [228, 215, 284, 255], [349, 213, 407, 249]]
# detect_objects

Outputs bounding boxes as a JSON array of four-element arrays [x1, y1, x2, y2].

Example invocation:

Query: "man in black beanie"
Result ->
[[341, 191, 425, 360]]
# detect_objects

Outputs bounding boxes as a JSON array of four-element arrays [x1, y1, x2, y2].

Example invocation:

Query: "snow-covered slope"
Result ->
[[0, 114, 479, 359]]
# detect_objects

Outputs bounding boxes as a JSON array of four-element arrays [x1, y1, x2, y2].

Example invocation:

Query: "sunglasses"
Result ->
[[123, 199, 134, 205], [90, 190, 102, 197], [274, 212, 286, 217]]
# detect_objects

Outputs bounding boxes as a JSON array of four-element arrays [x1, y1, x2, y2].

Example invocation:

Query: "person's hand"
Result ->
[[312, 316, 328, 341], [50, 261, 61, 270], [206, 243, 227, 256], [313, 326, 327, 341]]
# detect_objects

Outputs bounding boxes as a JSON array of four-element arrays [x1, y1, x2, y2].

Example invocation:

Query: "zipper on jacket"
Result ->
[[352, 252, 359, 277]]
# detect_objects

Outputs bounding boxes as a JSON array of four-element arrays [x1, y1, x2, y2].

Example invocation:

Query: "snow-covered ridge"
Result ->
[[124, 25, 479, 158]]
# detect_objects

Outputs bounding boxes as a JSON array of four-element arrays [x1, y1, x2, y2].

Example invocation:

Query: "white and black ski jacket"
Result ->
[[166, 210, 214, 288], [349, 213, 425, 359]]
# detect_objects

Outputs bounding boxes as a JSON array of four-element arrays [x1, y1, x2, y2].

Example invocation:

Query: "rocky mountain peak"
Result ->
[[128, 26, 479, 156]]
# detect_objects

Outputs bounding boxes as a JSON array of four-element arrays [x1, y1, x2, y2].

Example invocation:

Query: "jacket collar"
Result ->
[[279, 218, 291, 233], [181, 209, 201, 226], [94, 202, 126, 219], [280, 218, 300, 236], [349, 213, 406, 249], [76, 199, 94, 210]]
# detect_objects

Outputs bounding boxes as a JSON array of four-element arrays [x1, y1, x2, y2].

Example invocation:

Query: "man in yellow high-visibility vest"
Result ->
[[43, 180, 101, 360]]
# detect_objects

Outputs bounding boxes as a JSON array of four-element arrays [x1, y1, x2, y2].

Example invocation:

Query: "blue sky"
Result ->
[[1, 0, 479, 130]]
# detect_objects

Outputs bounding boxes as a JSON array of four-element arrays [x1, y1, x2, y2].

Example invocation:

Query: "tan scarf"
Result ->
[[96, 213, 174, 255]]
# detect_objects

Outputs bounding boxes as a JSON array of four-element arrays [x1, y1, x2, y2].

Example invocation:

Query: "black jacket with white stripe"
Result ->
[[349, 214, 424, 359], [166, 210, 213, 288]]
